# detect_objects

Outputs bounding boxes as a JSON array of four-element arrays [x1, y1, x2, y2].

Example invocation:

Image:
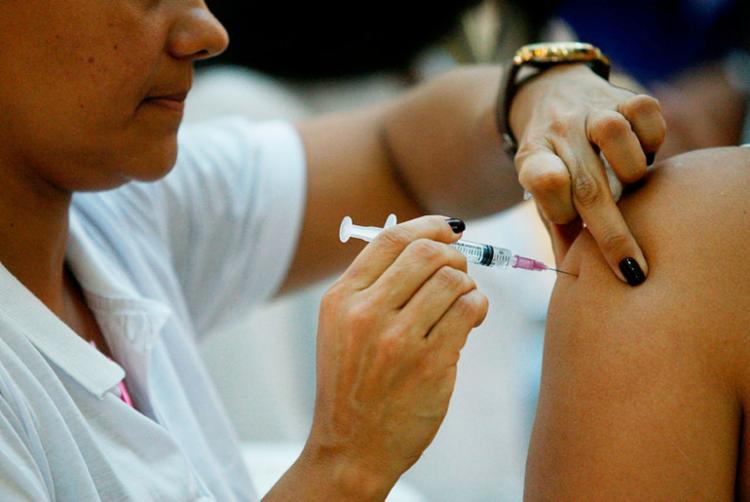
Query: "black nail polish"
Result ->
[[645, 152, 656, 166], [445, 218, 465, 234], [619, 257, 646, 286]]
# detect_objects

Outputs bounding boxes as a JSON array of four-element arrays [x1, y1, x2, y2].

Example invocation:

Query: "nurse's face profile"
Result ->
[[0, 0, 228, 192]]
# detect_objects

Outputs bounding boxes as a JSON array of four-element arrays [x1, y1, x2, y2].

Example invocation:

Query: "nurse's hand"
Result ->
[[303, 215, 487, 499], [509, 64, 667, 286]]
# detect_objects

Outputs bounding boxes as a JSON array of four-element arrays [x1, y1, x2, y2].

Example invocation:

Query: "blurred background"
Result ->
[[185, 1, 749, 499]]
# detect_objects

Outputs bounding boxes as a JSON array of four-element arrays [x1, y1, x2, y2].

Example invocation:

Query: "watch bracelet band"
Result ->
[[498, 58, 611, 157]]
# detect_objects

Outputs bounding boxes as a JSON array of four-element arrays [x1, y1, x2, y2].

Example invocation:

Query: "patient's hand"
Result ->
[[525, 147, 750, 499]]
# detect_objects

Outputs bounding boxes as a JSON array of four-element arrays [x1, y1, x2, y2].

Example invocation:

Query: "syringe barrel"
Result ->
[[451, 240, 514, 268]]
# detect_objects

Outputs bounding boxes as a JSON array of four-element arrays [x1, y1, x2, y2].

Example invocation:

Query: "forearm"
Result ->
[[382, 65, 522, 218]]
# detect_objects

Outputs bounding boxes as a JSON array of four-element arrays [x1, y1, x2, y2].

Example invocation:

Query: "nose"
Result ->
[[167, 3, 229, 61]]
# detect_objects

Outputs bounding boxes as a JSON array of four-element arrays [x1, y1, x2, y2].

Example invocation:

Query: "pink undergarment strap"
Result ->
[[89, 341, 134, 408]]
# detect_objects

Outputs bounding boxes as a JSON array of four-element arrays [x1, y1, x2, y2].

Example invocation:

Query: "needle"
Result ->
[[548, 267, 578, 277]]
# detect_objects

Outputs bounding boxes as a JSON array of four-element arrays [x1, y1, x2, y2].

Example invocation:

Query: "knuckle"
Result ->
[[528, 170, 569, 196], [548, 113, 575, 136], [516, 163, 536, 187], [453, 250, 469, 272], [408, 239, 442, 262], [320, 284, 345, 314], [539, 201, 576, 225], [514, 144, 537, 166], [515, 138, 550, 165], [345, 300, 376, 331], [455, 290, 481, 317], [628, 94, 662, 116], [378, 226, 414, 250], [599, 230, 630, 255], [573, 172, 602, 207], [594, 114, 630, 142], [435, 266, 469, 291], [549, 118, 567, 136]]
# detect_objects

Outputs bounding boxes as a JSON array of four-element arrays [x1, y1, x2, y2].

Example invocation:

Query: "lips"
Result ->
[[143, 91, 189, 112]]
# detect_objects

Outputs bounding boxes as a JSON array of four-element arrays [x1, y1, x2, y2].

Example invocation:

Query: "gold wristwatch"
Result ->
[[498, 42, 611, 156]]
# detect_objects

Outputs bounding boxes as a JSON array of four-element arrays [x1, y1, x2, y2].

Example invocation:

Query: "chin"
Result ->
[[112, 132, 180, 183], [71, 139, 179, 193], [128, 143, 179, 182]]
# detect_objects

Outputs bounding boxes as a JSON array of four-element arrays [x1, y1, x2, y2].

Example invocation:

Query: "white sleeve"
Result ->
[[115, 118, 307, 334]]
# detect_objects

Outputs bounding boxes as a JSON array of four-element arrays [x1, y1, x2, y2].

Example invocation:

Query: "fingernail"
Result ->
[[445, 217, 465, 234], [619, 257, 646, 286], [645, 152, 656, 166]]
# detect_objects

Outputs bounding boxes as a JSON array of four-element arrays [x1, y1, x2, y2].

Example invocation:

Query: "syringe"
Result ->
[[339, 214, 576, 275]]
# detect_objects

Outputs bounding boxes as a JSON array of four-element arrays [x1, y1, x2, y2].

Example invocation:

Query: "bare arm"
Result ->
[[281, 66, 518, 292], [280, 63, 667, 293], [526, 148, 750, 499]]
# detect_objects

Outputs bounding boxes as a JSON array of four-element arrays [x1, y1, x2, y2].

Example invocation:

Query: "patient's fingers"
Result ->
[[586, 109, 647, 184], [618, 95, 667, 161]]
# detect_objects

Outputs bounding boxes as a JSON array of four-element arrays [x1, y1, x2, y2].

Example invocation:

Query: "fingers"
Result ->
[[513, 73, 664, 286], [586, 109, 647, 184], [373, 240, 468, 309], [398, 265, 476, 335], [426, 289, 489, 356], [556, 139, 649, 285], [617, 94, 667, 159], [340, 215, 461, 290], [516, 143, 576, 224]]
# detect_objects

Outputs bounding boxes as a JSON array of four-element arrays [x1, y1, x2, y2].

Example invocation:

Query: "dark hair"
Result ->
[[203, 1, 483, 79]]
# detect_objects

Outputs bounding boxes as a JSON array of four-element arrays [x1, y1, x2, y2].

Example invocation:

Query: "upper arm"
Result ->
[[283, 67, 519, 293], [284, 105, 424, 293], [525, 147, 750, 499]]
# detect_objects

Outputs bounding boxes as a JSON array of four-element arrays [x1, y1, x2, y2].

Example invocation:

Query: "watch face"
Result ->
[[514, 42, 609, 66]]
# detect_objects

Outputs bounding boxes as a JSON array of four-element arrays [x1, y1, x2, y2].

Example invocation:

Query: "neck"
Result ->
[[0, 157, 73, 312]]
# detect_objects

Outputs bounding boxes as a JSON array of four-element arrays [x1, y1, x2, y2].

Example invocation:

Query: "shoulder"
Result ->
[[555, 146, 749, 345], [526, 147, 749, 499]]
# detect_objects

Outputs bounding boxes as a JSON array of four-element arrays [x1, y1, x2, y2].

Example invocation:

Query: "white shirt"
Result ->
[[0, 118, 306, 501]]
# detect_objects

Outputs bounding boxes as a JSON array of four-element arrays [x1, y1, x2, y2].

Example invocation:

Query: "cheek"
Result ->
[[0, 3, 173, 190], [1, 15, 158, 139], [67, 24, 164, 126]]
